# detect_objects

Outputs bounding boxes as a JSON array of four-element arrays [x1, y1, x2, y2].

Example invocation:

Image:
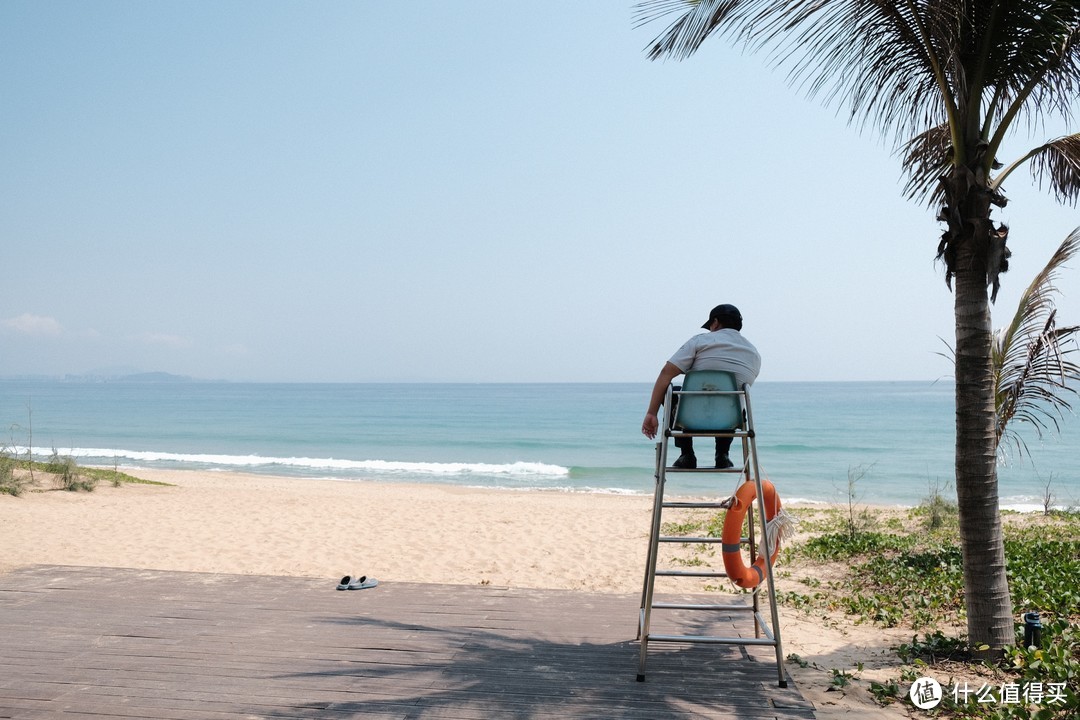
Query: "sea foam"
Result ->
[[17, 446, 570, 478]]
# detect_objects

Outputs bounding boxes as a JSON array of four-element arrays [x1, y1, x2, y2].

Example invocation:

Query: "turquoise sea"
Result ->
[[2, 380, 1077, 509]]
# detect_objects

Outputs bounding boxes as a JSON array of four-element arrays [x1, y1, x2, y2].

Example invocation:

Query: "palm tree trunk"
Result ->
[[953, 243, 1014, 656]]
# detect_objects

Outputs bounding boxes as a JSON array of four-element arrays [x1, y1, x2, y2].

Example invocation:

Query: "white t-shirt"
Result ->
[[668, 329, 761, 388]]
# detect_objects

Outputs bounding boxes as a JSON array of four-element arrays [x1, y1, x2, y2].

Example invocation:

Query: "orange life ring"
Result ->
[[721, 480, 782, 589]]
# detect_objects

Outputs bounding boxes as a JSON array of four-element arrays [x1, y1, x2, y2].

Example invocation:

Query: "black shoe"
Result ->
[[715, 453, 734, 469], [672, 453, 698, 469]]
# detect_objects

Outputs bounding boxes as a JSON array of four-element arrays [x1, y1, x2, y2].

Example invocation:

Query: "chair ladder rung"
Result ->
[[654, 570, 726, 578], [657, 535, 751, 546], [662, 501, 726, 509], [651, 602, 748, 611], [667, 430, 754, 439], [646, 634, 779, 646], [658, 536, 722, 544]]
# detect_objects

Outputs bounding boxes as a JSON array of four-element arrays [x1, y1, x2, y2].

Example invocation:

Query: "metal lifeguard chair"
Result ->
[[636, 370, 787, 686]]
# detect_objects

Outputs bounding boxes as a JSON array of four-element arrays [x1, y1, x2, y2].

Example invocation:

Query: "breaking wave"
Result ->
[[16, 446, 570, 478]]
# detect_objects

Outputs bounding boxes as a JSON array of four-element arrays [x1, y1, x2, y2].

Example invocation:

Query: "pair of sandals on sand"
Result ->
[[336, 574, 378, 591]]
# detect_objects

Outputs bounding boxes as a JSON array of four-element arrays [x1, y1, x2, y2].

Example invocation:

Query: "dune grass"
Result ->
[[0, 447, 168, 495]]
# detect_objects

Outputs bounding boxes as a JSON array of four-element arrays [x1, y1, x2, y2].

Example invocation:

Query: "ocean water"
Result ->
[[1, 380, 1077, 510]]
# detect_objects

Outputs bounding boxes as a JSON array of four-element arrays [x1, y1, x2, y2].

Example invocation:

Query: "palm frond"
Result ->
[[633, 1, 746, 61], [635, 0, 951, 139], [901, 123, 952, 205], [772, 0, 950, 138], [636, 1, 1080, 181], [993, 229, 1080, 458], [1027, 133, 1080, 206], [986, 1, 1080, 127]]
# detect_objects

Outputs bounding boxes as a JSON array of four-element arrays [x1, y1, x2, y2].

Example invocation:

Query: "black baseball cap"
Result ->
[[701, 304, 743, 330]]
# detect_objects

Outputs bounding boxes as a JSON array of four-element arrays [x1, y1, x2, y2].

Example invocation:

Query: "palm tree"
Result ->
[[635, 0, 1080, 653], [994, 230, 1080, 459]]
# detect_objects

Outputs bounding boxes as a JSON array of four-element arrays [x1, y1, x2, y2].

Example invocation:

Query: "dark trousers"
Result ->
[[674, 433, 734, 457]]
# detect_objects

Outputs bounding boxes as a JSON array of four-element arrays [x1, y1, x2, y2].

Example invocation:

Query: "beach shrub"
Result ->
[[1041, 475, 1057, 516], [914, 480, 959, 531], [842, 464, 879, 540], [896, 631, 970, 663], [0, 448, 28, 496], [46, 451, 96, 492], [869, 677, 902, 705]]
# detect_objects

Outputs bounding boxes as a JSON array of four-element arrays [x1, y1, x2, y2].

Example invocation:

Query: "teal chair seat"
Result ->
[[672, 370, 742, 432]]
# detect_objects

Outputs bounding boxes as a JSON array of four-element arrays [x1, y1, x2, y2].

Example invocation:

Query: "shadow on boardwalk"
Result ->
[[0, 566, 815, 719]]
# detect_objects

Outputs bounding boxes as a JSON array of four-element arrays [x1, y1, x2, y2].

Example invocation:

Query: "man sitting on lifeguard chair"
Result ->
[[640, 303, 761, 469]]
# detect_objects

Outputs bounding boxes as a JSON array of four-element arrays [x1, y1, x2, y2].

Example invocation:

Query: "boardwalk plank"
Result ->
[[0, 566, 814, 719]]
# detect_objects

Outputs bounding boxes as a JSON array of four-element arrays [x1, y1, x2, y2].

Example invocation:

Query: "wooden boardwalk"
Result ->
[[0, 566, 815, 719]]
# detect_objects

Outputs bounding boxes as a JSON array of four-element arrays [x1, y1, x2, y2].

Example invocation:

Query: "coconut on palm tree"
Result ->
[[635, 0, 1080, 654]]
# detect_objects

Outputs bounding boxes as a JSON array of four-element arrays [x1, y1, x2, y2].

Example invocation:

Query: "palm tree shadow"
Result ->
[[267, 588, 814, 719]]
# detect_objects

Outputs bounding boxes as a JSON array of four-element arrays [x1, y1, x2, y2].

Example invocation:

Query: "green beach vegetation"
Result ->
[[0, 449, 26, 496], [787, 506, 1079, 718], [0, 446, 165, 496], [662, 497, 1080, 718]]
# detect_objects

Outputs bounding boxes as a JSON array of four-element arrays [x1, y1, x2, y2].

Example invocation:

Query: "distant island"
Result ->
[[108, 372, 198, 383]]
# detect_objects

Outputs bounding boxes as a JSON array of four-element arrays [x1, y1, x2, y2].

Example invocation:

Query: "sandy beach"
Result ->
[[1, 469, 917, 719]]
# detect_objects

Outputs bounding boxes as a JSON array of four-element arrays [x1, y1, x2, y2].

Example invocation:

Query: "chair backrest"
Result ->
[[673, 370, 743, 431]]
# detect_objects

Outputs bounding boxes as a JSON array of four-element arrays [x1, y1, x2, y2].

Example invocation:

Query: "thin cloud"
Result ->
[[1, 313, 63, 336]]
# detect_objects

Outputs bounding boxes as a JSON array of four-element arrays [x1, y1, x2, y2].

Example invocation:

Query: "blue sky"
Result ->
[[2, 1, 1078, 383]]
